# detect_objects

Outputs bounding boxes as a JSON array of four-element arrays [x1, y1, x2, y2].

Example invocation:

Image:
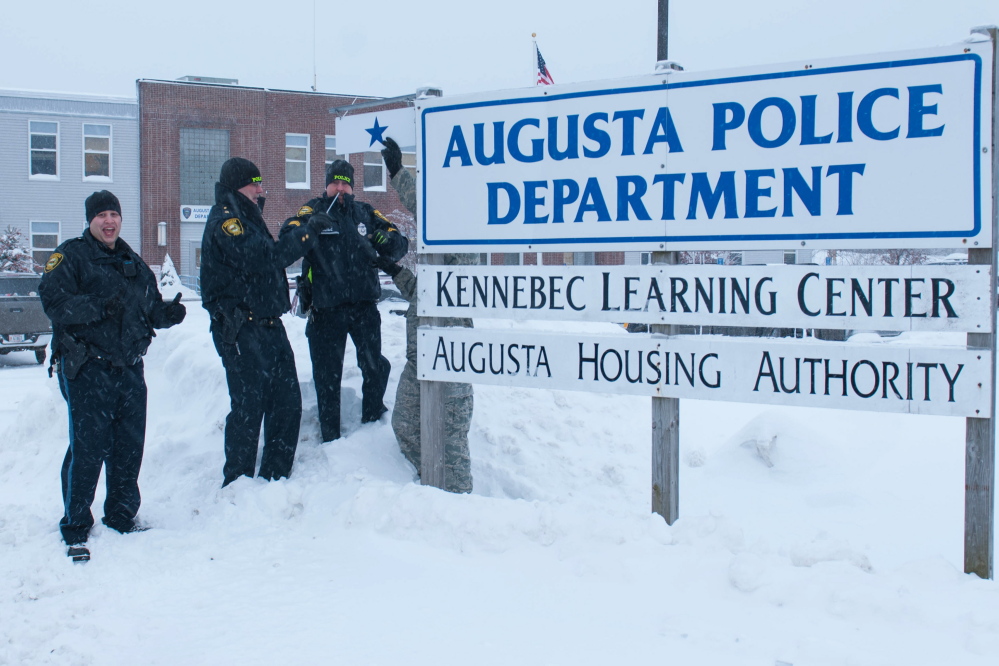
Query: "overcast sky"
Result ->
[[0, 1, 995, 99]]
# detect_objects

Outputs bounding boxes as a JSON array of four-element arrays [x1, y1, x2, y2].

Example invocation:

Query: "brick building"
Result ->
[[137, 79, 412, 278]]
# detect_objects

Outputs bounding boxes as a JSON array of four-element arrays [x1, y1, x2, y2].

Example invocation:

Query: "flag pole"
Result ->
[[531, 32, 537, 86]]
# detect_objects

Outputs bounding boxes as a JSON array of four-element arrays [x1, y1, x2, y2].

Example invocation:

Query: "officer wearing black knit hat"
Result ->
[[40, 190, 186, 562], [281, 158, 408, 442], [201, 157, 331, 487]]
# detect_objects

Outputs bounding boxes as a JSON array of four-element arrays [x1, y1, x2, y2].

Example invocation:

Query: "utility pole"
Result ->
[[651, 0, 680, 524]]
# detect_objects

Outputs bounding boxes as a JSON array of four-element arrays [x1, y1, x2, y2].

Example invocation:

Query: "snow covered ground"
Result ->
[[1, 296, 997, 665]]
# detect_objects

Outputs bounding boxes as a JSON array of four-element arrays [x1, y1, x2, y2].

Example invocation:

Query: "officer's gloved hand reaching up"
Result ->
[[381, 137, 403, 180]]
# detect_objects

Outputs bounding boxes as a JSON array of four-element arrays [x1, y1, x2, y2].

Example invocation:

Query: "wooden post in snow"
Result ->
[[651, 0, 680, 525], [964, 25, 998, 579], [420, 253, 446, 490]]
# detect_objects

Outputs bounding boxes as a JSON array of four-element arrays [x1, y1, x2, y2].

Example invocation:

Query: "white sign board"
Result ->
[[336, 107, 416, 155], [418, 43, 993, 252], [417, 264, 992, 332], [418, 328, 992, 417], [180, 205, 211, 223]]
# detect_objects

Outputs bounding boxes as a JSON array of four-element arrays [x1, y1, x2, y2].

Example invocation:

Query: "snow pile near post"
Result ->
[[0, 304, 997, 665]]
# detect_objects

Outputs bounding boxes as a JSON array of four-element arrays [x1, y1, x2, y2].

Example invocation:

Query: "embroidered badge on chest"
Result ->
[[223, 218, 244, 236], [357, 222, 367, 236]]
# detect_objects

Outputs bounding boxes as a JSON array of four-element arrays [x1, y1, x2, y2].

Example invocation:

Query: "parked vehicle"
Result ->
[[0, 273, 52, 364]]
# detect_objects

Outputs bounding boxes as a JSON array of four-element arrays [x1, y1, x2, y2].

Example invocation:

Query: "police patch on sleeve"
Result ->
[[287, 219, 302, 228], [44, 252, 64, 272], [373, 210, 390, 223], [222, 218, 244, 236], [298, 206, 314, 217]]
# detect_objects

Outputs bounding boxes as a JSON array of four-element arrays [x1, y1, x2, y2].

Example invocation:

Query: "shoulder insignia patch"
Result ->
[[222, 218, 244, 237], [288, 219, 302, 228], [44, 253, 64, 273], [373, 209, 390, 223], [298, 206, 314, 217]]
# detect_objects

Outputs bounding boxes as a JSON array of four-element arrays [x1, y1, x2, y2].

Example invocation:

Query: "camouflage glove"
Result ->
[[381, 137, 403, 179]]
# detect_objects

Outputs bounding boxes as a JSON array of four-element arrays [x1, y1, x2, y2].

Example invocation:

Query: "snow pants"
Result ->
[[306, 303, 390, 442], [57, 359, 146, 545], [212, 319, 302, 487]]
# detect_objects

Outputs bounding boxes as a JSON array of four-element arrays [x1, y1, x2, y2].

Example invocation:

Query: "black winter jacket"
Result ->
[[39, 230, 178, 366], [281, 193, 408, 310], [200, 182, 316, 319]]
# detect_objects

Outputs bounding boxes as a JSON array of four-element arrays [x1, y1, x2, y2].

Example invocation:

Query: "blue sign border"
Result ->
[[420, 53, 984, 248]]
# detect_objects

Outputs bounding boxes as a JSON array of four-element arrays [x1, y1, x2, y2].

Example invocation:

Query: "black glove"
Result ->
[[103, 291, 126, 319], [162, 293, 186, 326], [371, 229, 391, 246], [372, 254, 402, 277], [308, 212, 335, 234], [381, 137, 403, 179]]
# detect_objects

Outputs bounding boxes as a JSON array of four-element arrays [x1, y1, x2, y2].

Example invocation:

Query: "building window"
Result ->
[[180, 128, 230, 206], [783, 250, 797, 265], [29, 121, 58, 178], [30, 221, 60, 268], [83, 123, 112, 181], [286, 134, 310, 189], [400, 143, 417, 180], [325, 136, 344, 165], [363, 151, 385, 191]]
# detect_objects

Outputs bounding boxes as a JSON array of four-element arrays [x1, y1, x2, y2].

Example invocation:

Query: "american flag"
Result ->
[[536, 44, 554, 86]]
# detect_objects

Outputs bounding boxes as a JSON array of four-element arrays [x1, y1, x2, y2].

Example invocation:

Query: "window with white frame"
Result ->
[[29, 121, 58, 178], [400, 143, 417, 180], [83, 124, 112, 180], [325, 135, 344, 165], [363, 151, 385, 191], [30, 221, 60, 268], [285, 133, 310, 188]]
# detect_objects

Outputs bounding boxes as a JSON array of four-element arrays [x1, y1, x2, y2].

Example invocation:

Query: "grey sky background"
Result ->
[[0, 1, 995, 99]]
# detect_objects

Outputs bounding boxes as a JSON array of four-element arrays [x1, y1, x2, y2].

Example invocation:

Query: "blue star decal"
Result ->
[[365, 118, 388, 147]]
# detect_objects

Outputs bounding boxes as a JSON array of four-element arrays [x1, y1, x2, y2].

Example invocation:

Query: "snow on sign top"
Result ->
[[417, 42, 994, 253]]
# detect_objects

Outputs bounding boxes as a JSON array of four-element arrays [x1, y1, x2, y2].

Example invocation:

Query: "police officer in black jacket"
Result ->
[[282, 160, 408, 442], [200, 157, 328, 487], [40, 190, 186, 562]]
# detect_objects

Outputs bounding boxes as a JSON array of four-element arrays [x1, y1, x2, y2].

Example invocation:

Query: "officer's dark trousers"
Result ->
[[212, 320, 302, 487], [57, 360, 146, 545], [307, 302, 390, 442]]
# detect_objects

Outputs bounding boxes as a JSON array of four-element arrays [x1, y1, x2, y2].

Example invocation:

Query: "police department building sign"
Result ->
[[417, 43, 993, 252]]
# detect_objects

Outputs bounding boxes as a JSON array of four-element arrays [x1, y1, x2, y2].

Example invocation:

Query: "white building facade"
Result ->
[[0, 89, 139, 269]]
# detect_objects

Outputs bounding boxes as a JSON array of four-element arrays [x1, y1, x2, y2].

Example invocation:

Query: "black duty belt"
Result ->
[[247, 316, 282, 326]]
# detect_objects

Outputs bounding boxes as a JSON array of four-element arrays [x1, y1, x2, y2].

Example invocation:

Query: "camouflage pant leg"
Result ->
[[441, 381, 473, 494], [392, 361, 421, 470], [391, 360, 474, 494]]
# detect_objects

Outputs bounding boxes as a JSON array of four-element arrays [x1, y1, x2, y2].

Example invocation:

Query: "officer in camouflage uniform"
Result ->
[[377, 138, 476, 493]]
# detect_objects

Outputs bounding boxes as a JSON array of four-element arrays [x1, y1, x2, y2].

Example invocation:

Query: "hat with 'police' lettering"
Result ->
[[326, 159, 354, 187], [219, 157, 262, 191]]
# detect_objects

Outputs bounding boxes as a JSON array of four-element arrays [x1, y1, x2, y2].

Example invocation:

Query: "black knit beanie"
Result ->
[[326, 159, 354, 187], [219, 157, 262, 191], [85, 190, 121, 222]]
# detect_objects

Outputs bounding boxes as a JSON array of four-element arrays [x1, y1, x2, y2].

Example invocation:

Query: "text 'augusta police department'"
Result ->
[[419, 44, 992, 251]]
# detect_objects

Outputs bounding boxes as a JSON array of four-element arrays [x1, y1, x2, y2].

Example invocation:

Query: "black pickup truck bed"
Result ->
[[0, 274, 53, 364]]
